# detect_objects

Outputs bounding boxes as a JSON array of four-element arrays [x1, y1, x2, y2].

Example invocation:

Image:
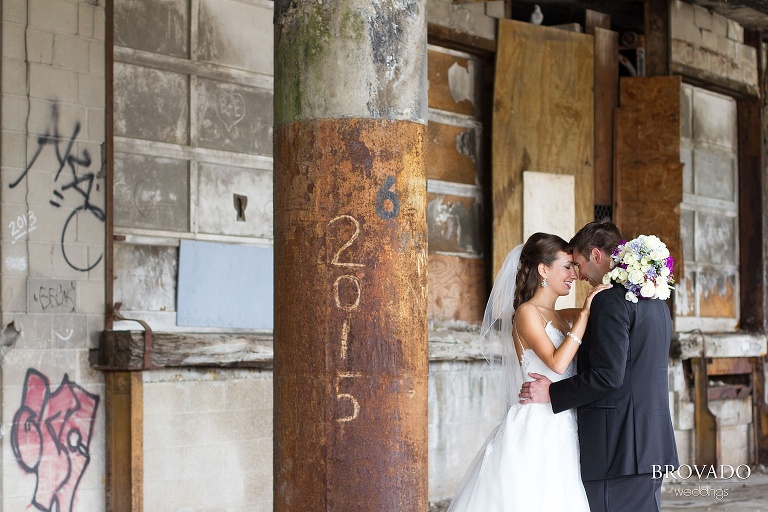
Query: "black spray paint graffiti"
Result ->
[[34, 281, 77, 313], [11, 368, 100, 512], [10, 105, 105, 272]]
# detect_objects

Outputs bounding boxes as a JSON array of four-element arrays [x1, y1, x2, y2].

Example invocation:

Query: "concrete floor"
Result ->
[[662, 466, 768, 511], [429, 466, 768, 511]]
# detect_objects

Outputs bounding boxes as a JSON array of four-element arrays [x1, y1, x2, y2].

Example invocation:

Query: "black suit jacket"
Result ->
[[550, 284, 679, 481]]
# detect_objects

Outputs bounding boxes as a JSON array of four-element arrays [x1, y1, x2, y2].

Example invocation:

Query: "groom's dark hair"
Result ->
[[568, 220, 622, 261]]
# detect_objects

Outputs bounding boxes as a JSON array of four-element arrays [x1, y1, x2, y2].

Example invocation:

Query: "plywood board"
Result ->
[[427, 254, 485, 324], [615, 76, 682, 274], [492, 20, 594, 275]]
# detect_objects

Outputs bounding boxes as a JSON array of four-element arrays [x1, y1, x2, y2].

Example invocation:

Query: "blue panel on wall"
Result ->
[[177, 240, 273, 329]]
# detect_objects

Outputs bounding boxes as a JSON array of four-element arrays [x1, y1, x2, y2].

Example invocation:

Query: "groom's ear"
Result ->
[[591, 247, 603, 263]]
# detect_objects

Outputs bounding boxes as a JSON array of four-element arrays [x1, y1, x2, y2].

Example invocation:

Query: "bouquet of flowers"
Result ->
[[603, 235, 674, 303]]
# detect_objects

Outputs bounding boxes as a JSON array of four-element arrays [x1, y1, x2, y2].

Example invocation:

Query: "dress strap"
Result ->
[[513, 321, 526, 354], [536, 307, 549, 326]]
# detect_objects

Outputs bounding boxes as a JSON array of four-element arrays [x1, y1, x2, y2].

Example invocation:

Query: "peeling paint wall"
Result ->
[[112, 0, 276, 510], [676, 83, 739, 332]]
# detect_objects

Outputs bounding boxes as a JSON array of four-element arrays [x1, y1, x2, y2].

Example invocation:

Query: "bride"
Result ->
[[447, 233, 610, 511]]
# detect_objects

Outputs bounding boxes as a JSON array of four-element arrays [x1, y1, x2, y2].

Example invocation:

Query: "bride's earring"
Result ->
[[541, 276, 548, 288]]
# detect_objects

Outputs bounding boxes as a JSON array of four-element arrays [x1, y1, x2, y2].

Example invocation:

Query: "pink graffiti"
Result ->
[[11, 369, 100, 512]]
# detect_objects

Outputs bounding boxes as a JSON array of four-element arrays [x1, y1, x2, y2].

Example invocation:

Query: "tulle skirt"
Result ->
[[447, 402, 590, 511]]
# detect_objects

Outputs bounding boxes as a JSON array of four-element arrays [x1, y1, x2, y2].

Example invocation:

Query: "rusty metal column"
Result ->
[[273, 1, 428, 511]]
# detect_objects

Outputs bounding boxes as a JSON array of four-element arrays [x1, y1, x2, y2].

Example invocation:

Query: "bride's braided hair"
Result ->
[[512, 232, 569, 310]]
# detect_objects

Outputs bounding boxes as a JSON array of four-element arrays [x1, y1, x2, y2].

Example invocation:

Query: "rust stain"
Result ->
[[699, 272, 736, 318]]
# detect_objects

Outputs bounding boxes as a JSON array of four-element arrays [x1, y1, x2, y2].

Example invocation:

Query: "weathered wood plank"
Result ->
[[492, 19, 594, 274], [427, 23, 496, 56], [428, 48, 480, 117], [96, 331, 275, 369], [593, 27, 619, 207], [96, 329, 500, 370], [707, 357, 755, 376], [674, 332, 767, 359], [426, 120, 479, 184]]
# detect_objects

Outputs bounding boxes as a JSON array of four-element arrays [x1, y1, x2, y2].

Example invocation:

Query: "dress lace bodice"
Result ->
[[520, 321, 577, 383]]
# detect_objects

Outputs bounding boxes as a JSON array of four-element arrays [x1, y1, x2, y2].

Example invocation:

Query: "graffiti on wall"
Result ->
[[9, 104, 105, 272], [11, 368, 100, 512]]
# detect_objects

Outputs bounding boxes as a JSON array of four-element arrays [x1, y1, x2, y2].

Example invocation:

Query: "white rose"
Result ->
[[660, 247, 670, 259], [660, 266, 670, 277], [624, 253, 637, 265], [640, 280, 656, 298], [618, 268, 629, 282], [625, 291, 638, 303], [657, 285, 671, 300], [603, 273, 612, 285], [649, 250, 662, 261], [629, 269, 645, 285]]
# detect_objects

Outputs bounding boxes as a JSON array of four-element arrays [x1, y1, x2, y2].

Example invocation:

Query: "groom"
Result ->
[[521, 221, 678, 511]]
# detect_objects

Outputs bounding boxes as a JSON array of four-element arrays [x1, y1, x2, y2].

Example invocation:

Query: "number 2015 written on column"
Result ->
[[328, 214, 365, 422]]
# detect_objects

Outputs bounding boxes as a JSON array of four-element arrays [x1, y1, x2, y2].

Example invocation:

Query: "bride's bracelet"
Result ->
[[566, 331, 582, 345]]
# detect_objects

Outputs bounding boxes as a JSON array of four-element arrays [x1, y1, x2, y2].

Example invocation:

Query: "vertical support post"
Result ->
[[592, 26, 618, 213], [644, 0, 671, 77], [738, 29, 766, 333], [105, 372, 143, 512], [692, 357, 718, 466], [740, 29, 768, 464], [273, 1, 428, 510]]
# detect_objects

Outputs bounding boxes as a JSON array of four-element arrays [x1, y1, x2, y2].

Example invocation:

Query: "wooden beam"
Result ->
[[738, 29, 766, 332], [706, 357, 754, 376], [594, 27, 619, 208], [644, 0, 671, 76], [692, 357, 719, 466], [585, 9, 611, 34], [105, 372, 143, 512], [95, 331, 274, 370], [754, 359, 768, 464], [427, 22, 496, 56]]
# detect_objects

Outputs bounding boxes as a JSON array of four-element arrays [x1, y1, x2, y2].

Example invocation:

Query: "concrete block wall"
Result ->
[[143, 369, 273, 511], [670, 0, 757, 93], [668, 359, 755, 468], [428, 360, 504, 503], [1, 1, 107, 511]]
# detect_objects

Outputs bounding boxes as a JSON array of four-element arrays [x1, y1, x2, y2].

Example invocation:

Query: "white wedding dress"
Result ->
[[447, 321, 590, 511]]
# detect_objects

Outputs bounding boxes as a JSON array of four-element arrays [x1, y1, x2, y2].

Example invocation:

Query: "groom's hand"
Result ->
[[519, 373, 552, 404]]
